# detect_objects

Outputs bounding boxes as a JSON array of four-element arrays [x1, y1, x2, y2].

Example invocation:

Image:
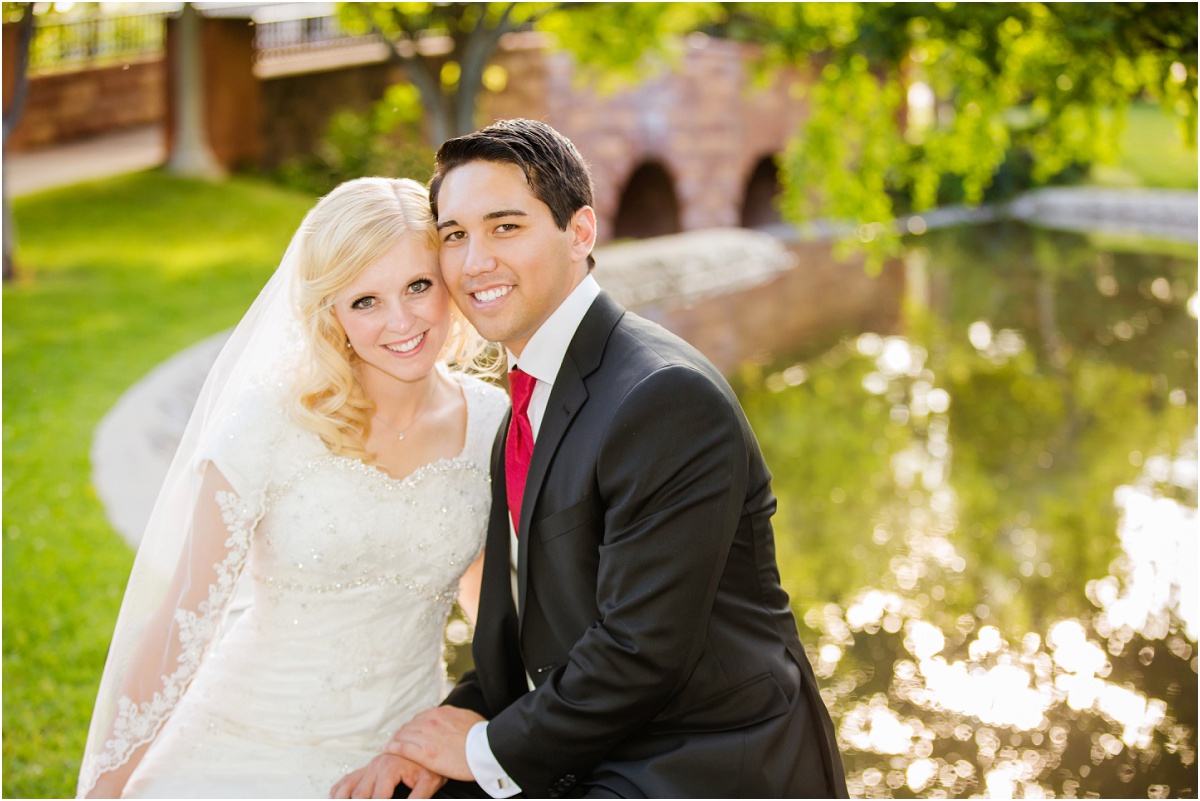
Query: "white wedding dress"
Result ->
[[113, 372, 508, 798]]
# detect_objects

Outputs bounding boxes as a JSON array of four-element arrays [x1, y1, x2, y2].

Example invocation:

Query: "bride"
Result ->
[[76, 177, 508, 798]]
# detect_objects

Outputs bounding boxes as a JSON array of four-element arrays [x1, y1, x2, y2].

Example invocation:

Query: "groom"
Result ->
[[341, 119, 846, 798]]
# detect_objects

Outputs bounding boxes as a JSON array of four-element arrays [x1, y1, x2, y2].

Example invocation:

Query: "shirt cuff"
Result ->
[[466, 721, 522, 798]]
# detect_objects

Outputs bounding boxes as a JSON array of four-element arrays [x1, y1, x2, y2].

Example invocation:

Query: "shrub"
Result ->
[[275, 83, 435, 195]]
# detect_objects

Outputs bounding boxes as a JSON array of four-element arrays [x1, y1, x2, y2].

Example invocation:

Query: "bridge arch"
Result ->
[[739, 155, 784, 229], [612, 161, 683, 240]]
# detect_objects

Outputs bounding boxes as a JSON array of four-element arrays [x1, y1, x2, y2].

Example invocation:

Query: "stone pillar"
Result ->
[[165, 11, 261, 171]]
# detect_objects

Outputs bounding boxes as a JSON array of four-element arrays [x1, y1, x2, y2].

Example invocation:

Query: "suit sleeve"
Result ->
[[486, 364, 748, 794], [442, 668, 491, 717]]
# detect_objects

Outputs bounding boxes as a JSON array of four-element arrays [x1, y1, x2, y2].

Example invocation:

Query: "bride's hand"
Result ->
[[330, 753, 447, 799]]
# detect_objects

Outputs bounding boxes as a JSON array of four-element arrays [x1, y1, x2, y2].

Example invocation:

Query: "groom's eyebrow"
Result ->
[[436, 209, 527, 231], [485, 209, 529, 221]]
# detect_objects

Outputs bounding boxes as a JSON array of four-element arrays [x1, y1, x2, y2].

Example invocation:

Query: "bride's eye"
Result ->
[[351, 295, 376, 310], [409, 279, 433, 294]]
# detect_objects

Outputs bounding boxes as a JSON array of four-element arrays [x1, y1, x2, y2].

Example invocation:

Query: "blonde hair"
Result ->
[[290, 177, 494, 460]]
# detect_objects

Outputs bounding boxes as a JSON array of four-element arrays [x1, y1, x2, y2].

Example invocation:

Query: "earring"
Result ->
[[344, 340, 352, 349]]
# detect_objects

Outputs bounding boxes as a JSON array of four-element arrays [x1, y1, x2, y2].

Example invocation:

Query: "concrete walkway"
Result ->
[[5, 124, 165, 197], [1008, 187, 1198, 243]]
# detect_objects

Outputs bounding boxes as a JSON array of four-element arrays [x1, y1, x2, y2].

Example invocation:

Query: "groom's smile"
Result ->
[[472, 285, 513, 303]]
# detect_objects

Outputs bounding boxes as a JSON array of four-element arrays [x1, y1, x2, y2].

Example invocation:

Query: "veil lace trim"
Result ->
[[77, 489, 262, 796]]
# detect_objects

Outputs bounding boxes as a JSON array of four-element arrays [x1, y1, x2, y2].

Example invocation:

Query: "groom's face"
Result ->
[[435, 160, 594, 357]]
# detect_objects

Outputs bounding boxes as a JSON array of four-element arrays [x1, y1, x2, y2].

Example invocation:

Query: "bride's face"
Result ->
[[332, 236, 451, 388]]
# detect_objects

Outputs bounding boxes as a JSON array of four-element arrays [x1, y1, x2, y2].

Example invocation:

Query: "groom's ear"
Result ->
[[569, 206, 597, 266]]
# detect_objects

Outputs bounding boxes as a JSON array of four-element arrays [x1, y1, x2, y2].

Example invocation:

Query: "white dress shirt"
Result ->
[[465, 274, 601, 798]]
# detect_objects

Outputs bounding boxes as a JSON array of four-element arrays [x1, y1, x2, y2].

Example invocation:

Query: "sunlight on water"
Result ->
[[779, 327, 1196, 797], [1104, 481, 1198, 640]]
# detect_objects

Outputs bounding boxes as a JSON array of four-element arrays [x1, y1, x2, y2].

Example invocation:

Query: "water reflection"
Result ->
[[738, 222, 1197, 797]]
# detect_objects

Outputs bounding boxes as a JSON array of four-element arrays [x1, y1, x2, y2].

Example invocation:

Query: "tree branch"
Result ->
[[519, 1, 574, 29]]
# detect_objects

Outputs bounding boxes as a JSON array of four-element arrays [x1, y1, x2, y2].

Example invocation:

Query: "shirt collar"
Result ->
[[506, 274, 601, 386]]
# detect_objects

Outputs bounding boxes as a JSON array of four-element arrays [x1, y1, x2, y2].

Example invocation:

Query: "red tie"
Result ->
[[506, 368, 537, 532]]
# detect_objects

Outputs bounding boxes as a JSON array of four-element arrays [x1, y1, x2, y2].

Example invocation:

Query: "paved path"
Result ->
[[5, 124, 164, 197], [1008, 187, 1197, 243]]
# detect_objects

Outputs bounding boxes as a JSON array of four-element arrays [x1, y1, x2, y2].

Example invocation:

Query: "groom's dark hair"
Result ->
[[429, 118, 596, 269]]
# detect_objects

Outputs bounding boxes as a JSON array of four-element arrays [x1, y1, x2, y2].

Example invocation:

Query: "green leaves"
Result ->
[[277, 83, 435, 195], [729, 2, 1197, 261]]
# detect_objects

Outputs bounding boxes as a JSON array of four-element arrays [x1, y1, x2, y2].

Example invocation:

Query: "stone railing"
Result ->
[[593, 228, 796, 309], [1007, 187, 1197, 243]]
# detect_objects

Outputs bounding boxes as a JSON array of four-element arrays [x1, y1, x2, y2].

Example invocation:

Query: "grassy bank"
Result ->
[[1089, 101, 1199, 190], [2, 172, 313, 798]]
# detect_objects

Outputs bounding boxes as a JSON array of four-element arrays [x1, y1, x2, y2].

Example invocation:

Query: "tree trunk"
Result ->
[[166, 3, 224, 179], [3, 9, 36, 282], [453, 5, 514, 139], [406, 54, 451, 146]]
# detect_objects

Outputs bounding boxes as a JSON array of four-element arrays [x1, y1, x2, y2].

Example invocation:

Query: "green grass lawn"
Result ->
[[1089, 101, 1199, 190], [3, 171, 314, 798]]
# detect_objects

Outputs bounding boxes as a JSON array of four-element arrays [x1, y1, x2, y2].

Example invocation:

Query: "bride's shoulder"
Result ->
[[453, 370, 509, 437], [201, 383, 297, 496], [455, 371, 509, 410]]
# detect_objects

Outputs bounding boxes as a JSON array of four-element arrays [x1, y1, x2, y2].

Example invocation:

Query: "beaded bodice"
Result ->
[[230, 375, 508, 661], [253, 453, 484, 597]]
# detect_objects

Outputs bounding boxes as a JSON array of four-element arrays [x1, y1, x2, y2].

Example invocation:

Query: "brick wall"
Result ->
[[3, 38, 164, 152], [4, 24, 809, 249]]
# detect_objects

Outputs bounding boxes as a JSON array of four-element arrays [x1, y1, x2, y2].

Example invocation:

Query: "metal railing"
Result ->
[[24, 4, 382, 75], [253, 9, 381, 65], [29, 11, 169, 74]]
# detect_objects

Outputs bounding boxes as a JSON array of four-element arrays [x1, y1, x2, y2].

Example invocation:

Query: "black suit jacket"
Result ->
[[445, 292, 846, 798]]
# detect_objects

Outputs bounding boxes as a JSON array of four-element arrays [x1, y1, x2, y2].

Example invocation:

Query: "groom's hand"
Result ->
[[386, 707, 485, 783], [330, 753, 446, 799]]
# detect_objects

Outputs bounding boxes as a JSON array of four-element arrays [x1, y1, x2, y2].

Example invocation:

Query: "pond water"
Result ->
[[443, 220, 1197, 798], [736, 222, 1197, 798]]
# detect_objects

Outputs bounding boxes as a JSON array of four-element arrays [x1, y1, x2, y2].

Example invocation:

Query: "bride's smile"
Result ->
[[333, 236, 452, 387]]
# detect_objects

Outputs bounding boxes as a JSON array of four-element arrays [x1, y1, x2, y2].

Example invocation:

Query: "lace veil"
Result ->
[[76, 228, 307, 797]]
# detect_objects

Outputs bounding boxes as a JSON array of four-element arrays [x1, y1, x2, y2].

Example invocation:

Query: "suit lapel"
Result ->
[[516, 292, 624, 622]]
